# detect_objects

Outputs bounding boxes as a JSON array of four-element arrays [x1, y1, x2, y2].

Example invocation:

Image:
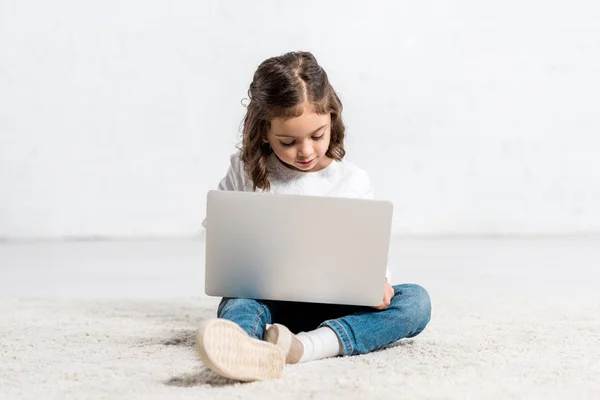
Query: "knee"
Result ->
[[217, 297, 261, 316], [392, 284, 432, 325]]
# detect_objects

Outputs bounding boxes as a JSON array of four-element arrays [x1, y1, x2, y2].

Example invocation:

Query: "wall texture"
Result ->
[[1, 0, 599, 238]]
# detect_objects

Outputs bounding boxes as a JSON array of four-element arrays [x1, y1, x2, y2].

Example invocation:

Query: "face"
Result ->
[[266, 102, 332, 172]]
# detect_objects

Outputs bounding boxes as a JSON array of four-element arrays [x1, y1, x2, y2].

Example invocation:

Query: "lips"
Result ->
[[296, 159, 315, 166]]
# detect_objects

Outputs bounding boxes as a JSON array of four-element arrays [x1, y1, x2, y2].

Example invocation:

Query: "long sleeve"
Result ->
[[217, 152, 248, 192], [202, 153, 248, 228]]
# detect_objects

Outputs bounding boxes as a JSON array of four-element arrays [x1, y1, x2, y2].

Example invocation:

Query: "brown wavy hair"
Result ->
[[240, 51, 346, 191]]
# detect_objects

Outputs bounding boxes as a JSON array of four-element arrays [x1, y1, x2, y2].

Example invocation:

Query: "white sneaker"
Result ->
[[264, 323, 304, 364], [195, 319, 285, 381]]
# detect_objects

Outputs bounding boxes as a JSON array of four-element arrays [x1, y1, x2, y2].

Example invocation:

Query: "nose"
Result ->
[[298, 140, 312, 157]]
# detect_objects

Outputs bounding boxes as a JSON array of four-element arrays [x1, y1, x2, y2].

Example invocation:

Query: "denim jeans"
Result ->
[[216, 284, 431, 356]]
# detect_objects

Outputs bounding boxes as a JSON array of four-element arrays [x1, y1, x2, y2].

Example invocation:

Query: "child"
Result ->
[[196, 51, 431, 381]]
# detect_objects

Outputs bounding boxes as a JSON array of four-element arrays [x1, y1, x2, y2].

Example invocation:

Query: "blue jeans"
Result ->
[[216, 284, 431, 356]]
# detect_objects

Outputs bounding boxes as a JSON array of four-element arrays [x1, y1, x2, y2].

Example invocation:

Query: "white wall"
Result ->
[[1, 0, 599, 239]]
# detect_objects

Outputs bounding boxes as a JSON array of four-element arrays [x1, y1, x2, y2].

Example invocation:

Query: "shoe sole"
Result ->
[[195, 319, 285, 381]]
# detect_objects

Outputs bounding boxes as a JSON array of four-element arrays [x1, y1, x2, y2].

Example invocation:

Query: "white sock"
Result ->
[[296, 327, 343, 363]]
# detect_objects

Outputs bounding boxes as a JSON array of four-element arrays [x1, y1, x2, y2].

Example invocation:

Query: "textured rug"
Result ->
[[2, 293, 599, 399]]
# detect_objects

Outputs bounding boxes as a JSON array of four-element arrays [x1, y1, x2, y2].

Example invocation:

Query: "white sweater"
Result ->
[[209, 152, 391, 282], [217, 152, 374, 198]]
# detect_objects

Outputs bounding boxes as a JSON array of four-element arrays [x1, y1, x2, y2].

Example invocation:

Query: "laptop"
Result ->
[[204, 190, 393, 306]]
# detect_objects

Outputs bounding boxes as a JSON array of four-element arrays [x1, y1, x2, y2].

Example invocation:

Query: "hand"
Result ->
[[373, 281, 395, 310]]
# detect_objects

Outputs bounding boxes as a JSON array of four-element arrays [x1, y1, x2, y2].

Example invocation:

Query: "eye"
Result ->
[[281, 141, 295, 147], [312, 134, 325, 141]]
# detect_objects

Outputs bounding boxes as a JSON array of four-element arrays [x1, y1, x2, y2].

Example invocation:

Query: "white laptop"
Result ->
[[204, 190, 393, 306]]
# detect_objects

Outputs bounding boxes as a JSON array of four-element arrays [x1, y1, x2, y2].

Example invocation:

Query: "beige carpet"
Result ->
[[2, 293, 599, 400]]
